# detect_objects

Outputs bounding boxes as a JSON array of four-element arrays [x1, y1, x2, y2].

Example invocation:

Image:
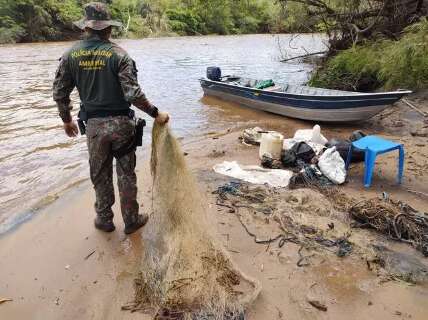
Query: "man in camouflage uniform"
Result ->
[[53, 2, 169, 234]]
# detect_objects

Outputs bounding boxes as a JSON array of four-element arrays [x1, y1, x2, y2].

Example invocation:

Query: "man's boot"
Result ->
[[94, 217, 116, 233], [124, 213, 149, 235]]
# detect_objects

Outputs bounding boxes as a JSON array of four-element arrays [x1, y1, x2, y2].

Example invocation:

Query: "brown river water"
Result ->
[[0, 34, 325, 234]]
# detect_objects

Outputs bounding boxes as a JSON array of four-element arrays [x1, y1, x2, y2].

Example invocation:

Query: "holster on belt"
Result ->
[[78, 104, 146, 156], [135, 118, 146, 147], [112, 117, 146, 158], [77, 104, 88, 135]]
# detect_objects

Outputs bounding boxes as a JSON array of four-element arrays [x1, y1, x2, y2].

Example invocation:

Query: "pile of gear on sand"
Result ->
[[242, 124, 366, 187], [215, 125, 367, 189], [126, 124, 428, 319], [213, 126, 428, 259]]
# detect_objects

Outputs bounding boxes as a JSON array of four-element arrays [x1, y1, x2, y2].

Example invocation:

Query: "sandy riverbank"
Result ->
[[1, 99, 428, 320]]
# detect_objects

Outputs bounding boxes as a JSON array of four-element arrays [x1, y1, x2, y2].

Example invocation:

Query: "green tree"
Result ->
[[166, 8, 203, 35], [192, 0, 234, 34], [0, 0, 289, 43], [0, 0, 82, 42]]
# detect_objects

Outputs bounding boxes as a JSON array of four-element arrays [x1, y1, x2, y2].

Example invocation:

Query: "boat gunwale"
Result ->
[[199, 78, 413, 99]]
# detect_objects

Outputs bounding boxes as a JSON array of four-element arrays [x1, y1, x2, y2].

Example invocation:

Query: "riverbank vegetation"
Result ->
[[0, 0, 293, 43], [310, 19, 428, 91], [278, 0, 428, 91]]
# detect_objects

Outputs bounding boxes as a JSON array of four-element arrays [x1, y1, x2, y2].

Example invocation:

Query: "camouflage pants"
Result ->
[[86, 116, 139, 225]]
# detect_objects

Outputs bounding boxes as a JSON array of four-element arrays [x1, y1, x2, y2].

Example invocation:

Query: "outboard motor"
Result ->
[[207, 67, 222, 81]]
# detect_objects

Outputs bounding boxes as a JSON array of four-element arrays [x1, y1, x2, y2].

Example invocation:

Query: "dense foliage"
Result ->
[[0, 0, 291, 43], [310, 19, 428, 91], [279, 0, 428, 50], [276, 0, 428, 91]]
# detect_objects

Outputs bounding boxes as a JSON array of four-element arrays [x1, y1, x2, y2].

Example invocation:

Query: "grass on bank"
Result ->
[[310, 19, 428, 92]]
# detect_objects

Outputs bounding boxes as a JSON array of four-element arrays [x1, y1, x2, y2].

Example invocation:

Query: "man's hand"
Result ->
[[155, 112, 170, 125], [63, 121, 79, 137]]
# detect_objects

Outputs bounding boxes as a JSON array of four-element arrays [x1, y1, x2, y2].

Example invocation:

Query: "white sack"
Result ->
[[213, 161, 293, 188], [318, 147, 346, 185]]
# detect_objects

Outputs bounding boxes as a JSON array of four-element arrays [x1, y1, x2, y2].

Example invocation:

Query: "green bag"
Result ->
[[255, 79, 275, 89]]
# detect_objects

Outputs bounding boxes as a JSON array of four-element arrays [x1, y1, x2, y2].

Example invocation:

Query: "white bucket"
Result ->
[[259, 132, 284, 160]]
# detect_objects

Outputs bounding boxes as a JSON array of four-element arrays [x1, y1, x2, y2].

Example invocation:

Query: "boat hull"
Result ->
[[203, 87, 389, 122], [201, 79, 410, 123]]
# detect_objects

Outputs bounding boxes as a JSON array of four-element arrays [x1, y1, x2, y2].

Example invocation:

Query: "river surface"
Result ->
[[0, 34, 325, 234]]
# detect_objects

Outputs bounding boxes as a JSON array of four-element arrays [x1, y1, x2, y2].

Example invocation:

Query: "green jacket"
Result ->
[[53, 34, 157, 122]]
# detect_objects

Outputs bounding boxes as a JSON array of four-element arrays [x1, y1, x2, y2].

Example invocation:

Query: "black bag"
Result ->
[[291, 142, 316, 163], [281, 142, 316, 167], [281, 149, 297, 167], [326, 138, 365, 163], [350, 130, 366, 142]]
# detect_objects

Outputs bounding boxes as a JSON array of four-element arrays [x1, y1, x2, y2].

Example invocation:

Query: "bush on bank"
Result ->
[[0, 0, 294, 44], [310, 19, 428, 92]]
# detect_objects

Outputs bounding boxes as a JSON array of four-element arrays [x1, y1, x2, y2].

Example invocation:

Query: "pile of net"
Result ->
[[214, 182, 353, 259], [127, 123, 261, 319], [287, 179, 428, 257], [350, 196, 428, 256]]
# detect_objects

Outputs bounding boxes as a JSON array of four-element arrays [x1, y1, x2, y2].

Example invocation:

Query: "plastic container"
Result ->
[[259, 132, 284, 160], [293, 124, 328, 146]]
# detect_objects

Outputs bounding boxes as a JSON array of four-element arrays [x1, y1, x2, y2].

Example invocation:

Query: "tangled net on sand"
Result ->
[[288, 180, 428, 257], [128, 123, 261, 319], [350, 197, 428, 256], [214, 183, 353, 259]]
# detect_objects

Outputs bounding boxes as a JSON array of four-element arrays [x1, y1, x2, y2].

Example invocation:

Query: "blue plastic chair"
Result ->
[[345, 136, 404, 188]]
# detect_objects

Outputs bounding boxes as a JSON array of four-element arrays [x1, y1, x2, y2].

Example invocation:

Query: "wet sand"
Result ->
[[1, 99, 428, 319]]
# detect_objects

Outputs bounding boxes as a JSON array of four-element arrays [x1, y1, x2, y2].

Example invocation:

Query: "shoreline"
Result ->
[[0, 123, 244, 237], [0, 32, 323, 46], [1, 99, 428, 319]]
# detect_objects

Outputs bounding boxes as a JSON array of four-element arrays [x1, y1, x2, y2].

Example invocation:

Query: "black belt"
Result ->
[[86, 109, 133, 120], [77, 106, 136, 136]]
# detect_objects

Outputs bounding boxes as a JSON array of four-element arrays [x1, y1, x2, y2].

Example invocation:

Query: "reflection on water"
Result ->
[[0, 34, 325, 234]]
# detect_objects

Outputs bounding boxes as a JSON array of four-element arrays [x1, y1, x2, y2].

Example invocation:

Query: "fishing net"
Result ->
[[214, 183, 353, 260], [350, 196, 428, 256], [288, 177, 428, 257], [128, 123, 261, 319]]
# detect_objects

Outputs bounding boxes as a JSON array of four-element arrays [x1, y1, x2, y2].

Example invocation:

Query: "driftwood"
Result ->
[[402, 99, 428, 117], [280, 51, 328, 62], [407, 189, 428, 198]]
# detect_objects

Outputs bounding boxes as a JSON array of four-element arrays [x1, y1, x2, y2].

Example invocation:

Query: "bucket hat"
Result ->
[[74, 2, 122, 30]]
